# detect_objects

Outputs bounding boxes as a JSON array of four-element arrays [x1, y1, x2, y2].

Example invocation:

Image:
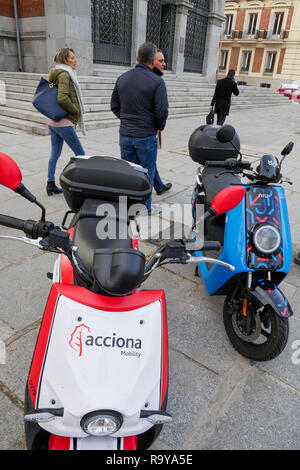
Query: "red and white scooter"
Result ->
[[0, 152, 244, 450]]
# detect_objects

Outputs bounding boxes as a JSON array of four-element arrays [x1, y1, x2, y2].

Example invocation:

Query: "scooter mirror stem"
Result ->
[[14, 183, 46, 222], [15, 183, 36, 202], [230, 140, 243, 161]]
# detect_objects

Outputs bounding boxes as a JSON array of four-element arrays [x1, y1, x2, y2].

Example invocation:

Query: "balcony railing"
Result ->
[[223, 30, 235, 39], [238, 29, 260, 39], [223, 29, 287, 40], [263, 29, 286, 39]]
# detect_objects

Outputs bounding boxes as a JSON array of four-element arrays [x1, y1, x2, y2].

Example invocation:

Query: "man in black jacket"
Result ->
[[210, 69, 239, 125], [111, 43, 169, 215], [152, 49, 172, 196]]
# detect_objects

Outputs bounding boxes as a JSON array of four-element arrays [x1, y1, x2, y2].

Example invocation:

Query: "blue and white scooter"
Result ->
[[189, 124, 293, 361]]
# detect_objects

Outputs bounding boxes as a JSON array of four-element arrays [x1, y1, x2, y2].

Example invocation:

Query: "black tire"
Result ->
[[223, 293, 289, 361], [137, 424, 164, 450]]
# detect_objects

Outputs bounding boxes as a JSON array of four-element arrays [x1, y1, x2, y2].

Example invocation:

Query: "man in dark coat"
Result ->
[[152, 49, 172, 196], [111, 42, 169, 215], [210, 69, 239, 125]]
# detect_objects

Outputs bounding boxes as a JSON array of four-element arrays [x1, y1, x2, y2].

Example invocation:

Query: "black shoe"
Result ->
[[295, 252, 300, 266], [156, 183, 172, 195], [47, 181, 63, 196]]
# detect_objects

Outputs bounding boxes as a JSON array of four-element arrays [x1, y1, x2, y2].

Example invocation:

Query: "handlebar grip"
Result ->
[[0, 214, 25, 231], [0, 214, 53, 239], [241, 162, 252, 170], [201, 241, 221, 251]]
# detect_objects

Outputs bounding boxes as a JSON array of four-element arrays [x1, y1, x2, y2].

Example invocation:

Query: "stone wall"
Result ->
[[0, 0, 225, 79], [0, 0, 47, 72]]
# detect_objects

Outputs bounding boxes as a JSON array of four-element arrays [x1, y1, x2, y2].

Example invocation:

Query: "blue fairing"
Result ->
[[250, 279, 293, 318], [196, 185, 292, 295]]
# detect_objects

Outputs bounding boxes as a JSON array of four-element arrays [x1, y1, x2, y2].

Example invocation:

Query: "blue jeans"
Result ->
[[154, 167, 164, 192], [48, 126, 85, 182], [120, 134, 158, 210]]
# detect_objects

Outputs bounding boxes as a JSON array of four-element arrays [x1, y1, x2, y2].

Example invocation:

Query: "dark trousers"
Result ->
[[153, 167, 164, 192], [217, 114, 227, 125]]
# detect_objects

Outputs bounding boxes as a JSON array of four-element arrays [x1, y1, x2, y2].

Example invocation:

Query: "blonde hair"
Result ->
[[54, 48, 75, 65]]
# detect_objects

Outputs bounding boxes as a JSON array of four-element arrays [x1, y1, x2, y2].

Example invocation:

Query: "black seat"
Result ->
[[202, 165, 242, 206], [201, 165, 242, 246], [71, 199, 133, 274]]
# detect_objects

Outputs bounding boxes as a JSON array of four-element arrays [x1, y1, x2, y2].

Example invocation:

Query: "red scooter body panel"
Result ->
[[28, 283, 168, 410]]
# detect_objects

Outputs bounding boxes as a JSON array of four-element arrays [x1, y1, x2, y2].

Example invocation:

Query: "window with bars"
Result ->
[[264, 51, 277, 73], [184, 10, 208, 73], [91, 0, 133, 65], [146, 0, 176, 70], [184, 0, 209, 73]]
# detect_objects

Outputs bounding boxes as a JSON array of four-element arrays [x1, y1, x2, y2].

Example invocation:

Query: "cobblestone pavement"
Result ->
[[0, 103, 299, 450]]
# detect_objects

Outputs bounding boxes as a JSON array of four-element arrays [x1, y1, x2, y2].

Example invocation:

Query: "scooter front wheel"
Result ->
[[223, 293, 289, 361]]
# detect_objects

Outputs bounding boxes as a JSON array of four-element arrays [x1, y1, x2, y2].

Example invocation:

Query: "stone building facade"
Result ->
[[217, 0, 300, 88], [0, 0, 225, 80]]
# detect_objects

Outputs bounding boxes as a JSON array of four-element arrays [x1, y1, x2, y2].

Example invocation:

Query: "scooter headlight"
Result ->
[[80, 410, 123, 437], [253, 224, 281, 254]]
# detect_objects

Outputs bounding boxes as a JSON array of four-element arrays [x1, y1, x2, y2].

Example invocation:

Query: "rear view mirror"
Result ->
[[0, 152, 22, 190], [216, 125, 236, 144], [281, 142, 294, 156], [0, 152, 46, 221], [210, 186, 245, 215], [187, 185, 246, 249]]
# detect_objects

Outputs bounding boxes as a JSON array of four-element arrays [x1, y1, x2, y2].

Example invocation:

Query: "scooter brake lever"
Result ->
[[0, 235, 43, 248], [281, 177, 293, 185], [186, 255, 235, 271]]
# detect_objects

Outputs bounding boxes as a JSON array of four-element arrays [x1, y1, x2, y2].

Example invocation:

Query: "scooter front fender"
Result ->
[[249, 280, 293, 318]]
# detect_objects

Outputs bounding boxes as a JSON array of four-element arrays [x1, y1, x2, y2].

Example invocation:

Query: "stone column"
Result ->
[[202, 0, 226, 82], [44, 0, 93, 76], [172, 0, 193, 76], [131, 0, 149, 66]]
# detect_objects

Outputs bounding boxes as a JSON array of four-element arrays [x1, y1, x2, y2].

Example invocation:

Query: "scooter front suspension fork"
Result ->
[[242, 272, 252, 335]]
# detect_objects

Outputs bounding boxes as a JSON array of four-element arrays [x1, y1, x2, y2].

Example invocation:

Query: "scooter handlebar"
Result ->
[[145, 239, 224, 273], [0, 214, 25, 231], [205, 159, 252, 171], [0, 213, 54, 239]]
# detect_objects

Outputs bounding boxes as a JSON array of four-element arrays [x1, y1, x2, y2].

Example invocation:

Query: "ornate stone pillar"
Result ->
[[131, 0, 149, 66], [44, 0, 94, 75], [172, 0, 193, 76], [202, 0, 226, 82]]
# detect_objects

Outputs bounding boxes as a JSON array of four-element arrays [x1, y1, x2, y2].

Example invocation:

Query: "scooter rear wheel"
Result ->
[[223, 294, 289, 361]]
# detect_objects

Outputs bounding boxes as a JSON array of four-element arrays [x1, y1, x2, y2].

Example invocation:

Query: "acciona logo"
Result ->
[[69, 324, 142, 358]]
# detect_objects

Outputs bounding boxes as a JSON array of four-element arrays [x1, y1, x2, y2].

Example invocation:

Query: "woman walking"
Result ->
[[47, 48, 85, 195]]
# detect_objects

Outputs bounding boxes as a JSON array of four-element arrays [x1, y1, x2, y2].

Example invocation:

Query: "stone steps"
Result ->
[[0, 71, 291, 135], [0, 114, 48, 135]]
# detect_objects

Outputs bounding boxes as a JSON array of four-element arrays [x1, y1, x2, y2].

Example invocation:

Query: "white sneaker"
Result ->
[[138, 206, 149, 216], [148, 204, 162, 216], [138, 204, 162, 216]]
